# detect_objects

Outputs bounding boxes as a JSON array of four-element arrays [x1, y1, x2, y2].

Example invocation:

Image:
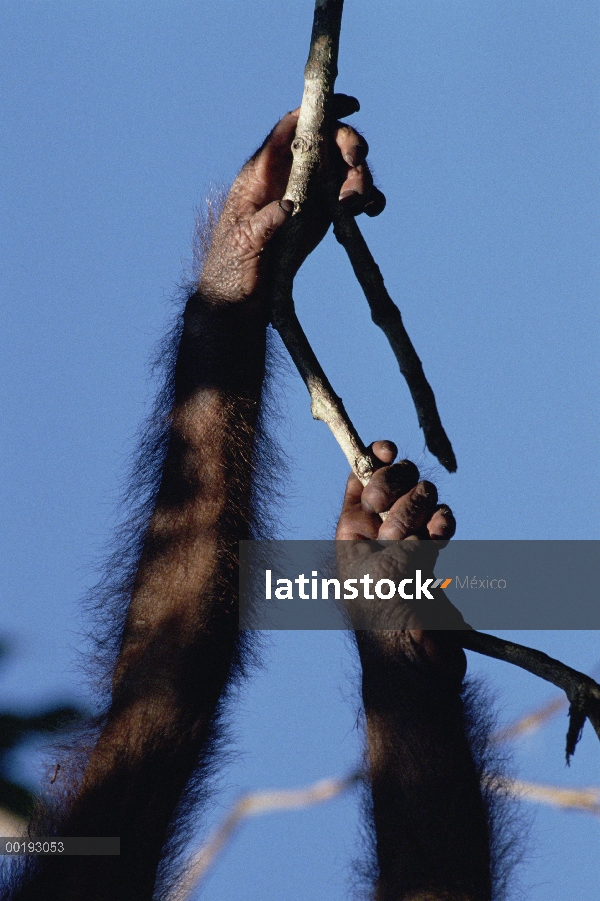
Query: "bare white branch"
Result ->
[[169, 772, 361, 900]]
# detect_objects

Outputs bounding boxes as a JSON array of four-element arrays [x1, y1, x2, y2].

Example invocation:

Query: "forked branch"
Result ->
[[270, 0, 456, 476], [460, 631, 600, 761]]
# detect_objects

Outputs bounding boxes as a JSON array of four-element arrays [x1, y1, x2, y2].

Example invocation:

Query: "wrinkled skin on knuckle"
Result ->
[[242, 164, 277, 206], [410, 480, 439, 510], [379, 481, 438, 539], [377, 509, 410, 540], [234, 222, 263, 260], [361, 461, 420, 515]]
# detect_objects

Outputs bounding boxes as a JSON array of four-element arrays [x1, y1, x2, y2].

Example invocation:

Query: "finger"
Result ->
[[378, 481, 438, 540], [262, 109, 300, 154], [248, 199, 293, 247], [363, 187, 387, 217], [333, 123, 387, 216], [371, 439, 398, 465], [339, 162, 372, 198], [361, 460, 420, 515], [339, 164, 386, 217], [336, 441, 400, 540], [334, 123, 369, 168], [338, 440, 397, 517], [333, 94, 360, 118], [339, 471, 364, 514], [336, 472, 381, 540], [339, 179, 387, 217], [248, 110, 300, 186], [427, 504, 456, 541]]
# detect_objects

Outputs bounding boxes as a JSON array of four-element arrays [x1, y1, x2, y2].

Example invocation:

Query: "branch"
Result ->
[[460, 630, 600, 761], [269, 0, 455, 479], [492, 661, 600, 743], [168, 766, 599, 900], [333, 214, 456, 471], [168, 773, 361, 900], [492, 695, 566, 743], [508, 779, 600, 816], [268, 2, 598, 769], [271, 306, 377, 484], [269, 0, 376, 484]]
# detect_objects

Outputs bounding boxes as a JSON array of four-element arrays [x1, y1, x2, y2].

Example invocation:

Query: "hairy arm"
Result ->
[[57, 298, 268, 901], [5, 98, 383, 901], [337, 443, 494, 901], [13, 193, 272, 901]]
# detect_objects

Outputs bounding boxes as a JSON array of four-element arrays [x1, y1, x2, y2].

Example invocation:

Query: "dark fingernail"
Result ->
[[343, 145, 366, 168], [334, 94, 360, 117], [437, 504, 452, 515], [339, 189, 361, 204], [279, 199, 294, 214], [430, 510, 456, 540], [416, 481, 438, 503], [364, 189, 386, 218], [376, 440, 398, 458], [385, 461, 420, 492]]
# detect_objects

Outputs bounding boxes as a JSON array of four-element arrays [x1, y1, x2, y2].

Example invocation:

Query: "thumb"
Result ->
[[249, 199, 294, 248]]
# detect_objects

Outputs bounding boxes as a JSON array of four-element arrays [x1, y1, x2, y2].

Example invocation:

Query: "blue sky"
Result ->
[[1, 1, 599, 898]]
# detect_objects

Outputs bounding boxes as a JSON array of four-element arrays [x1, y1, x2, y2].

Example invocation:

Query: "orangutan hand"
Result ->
[[200, 94, 385, 306], [336, 440, 468, 678]]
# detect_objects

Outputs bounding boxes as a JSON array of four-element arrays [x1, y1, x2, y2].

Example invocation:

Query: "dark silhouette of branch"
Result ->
[[492, 661, 600, 744], [333, 214, 457, 471], [460, 631, 600, 761]]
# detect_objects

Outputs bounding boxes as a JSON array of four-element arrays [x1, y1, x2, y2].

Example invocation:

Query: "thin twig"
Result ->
[[168, 772, 361, 900], [269, 0, 377, 484], [492, 695, 566, 743], [460, 631, 600, 760], [492, 661, 600, 743], [508, 779, 600, 816], [272, 308, 377, 484], [333, 214, 457, 471]]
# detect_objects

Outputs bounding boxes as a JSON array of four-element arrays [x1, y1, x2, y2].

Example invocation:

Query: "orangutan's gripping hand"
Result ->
[[336, 440, 469, 678], [335, 441, 456, 544], [200, 94, 385, 306]]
